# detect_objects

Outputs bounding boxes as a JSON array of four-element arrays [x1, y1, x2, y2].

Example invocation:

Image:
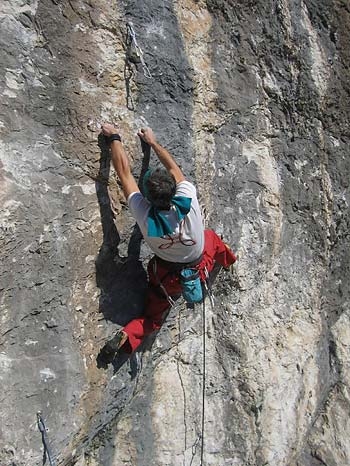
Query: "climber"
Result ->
[[101, 123, 237, 355]]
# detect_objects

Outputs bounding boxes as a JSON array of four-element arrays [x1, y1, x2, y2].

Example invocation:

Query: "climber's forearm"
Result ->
[[110, 140, 139, 198], [101, 123, 139, 198], [110, 140, 130, 178], [150, 141, 185, 183]]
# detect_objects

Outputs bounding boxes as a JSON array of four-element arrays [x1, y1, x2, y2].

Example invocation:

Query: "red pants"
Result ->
[[123, 230, 236, 352]]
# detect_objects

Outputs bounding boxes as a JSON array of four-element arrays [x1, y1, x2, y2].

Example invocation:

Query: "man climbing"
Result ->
[[101, 123, 237, 355]]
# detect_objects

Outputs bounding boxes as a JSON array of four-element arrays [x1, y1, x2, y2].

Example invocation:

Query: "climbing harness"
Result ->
[[152, 254, 204, 305], [126, 22, 152, 79], [37, 411, 55, 466]]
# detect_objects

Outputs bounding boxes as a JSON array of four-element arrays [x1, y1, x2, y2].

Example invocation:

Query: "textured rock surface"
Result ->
[[1, 1, 350, 465]]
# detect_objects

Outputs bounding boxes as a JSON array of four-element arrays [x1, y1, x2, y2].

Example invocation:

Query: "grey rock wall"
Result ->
[[0, 1, 349, 465]]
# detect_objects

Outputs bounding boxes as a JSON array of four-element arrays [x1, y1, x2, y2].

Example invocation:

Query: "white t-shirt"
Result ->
[[128, 180, 204, 263]]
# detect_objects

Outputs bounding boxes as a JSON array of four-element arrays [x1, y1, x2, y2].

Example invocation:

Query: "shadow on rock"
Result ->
[[95, 136, 151, 371], [97, 329, 158, 381]]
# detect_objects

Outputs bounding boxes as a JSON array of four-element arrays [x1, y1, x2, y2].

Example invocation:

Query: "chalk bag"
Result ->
[[180, 268, 203, 303]]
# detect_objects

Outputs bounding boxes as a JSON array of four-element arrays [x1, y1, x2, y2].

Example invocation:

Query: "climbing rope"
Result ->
[[200, 268, 215, 466], [152, 260, 216, 465], [200, 297, 206, 466], [126, 22, 152, 79], [199, 272, 216, 466], [37, 411, 55, 466]]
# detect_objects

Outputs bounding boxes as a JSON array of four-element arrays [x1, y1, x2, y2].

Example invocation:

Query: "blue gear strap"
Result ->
[[147, 196, 192, 237]]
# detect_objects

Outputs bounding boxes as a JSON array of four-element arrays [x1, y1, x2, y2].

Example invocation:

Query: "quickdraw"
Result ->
[[126, 22, 152, 79], [37, 411, 55, 466]]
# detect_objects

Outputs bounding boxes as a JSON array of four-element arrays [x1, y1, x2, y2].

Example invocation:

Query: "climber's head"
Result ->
[[143, 168, 176, 210]]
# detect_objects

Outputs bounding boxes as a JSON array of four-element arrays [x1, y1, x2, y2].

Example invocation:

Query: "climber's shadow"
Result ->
[[95, 136, 152, 325], [95, 135, 150, 369]]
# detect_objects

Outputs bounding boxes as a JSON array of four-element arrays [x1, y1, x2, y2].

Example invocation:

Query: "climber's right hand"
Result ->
[[138, 127, 156, 146]]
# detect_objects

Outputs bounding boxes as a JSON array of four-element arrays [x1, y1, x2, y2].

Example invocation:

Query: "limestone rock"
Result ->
[[0, 1, 349, 465]]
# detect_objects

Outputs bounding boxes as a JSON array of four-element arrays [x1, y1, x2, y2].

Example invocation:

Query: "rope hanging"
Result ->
[[200, 298, 206, 466], [200, 272, 215, 465]]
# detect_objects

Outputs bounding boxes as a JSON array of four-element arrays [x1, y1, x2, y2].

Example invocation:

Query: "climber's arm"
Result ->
[[137, 127, 185, 183], [102, 124, 139, 199]]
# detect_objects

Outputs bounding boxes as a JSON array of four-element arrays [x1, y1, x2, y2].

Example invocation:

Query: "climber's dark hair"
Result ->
[[145, 168, 176, 210]]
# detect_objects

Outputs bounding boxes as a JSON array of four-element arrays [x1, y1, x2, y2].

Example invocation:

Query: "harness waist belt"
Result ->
[[155, 254, 203, 271]]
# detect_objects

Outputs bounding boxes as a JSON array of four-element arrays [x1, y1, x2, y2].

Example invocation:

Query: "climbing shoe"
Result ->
[[104, 330, 128, 358]]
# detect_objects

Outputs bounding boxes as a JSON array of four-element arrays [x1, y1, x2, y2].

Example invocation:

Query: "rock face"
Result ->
[[1, 1, 350, 465]]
